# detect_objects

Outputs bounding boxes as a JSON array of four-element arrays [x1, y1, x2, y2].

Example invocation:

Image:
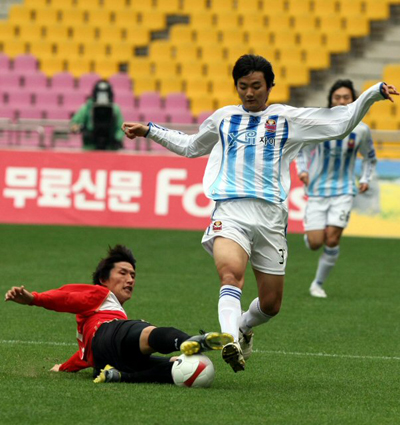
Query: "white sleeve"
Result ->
[[296, 145, 314, 175], [145, 116, 219, 158], [285, 82, 387, 144], [358, 126, 377, 184]]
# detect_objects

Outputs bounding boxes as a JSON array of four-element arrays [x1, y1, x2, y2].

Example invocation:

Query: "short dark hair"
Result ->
[[328, 79, 357, 107], [232, 54, 275, 89], [92, 245, 136, 285]]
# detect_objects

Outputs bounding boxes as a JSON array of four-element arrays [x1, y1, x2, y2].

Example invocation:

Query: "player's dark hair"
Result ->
[[328, 79, 357, 107], [232, 54, 275, 89], [92, 245, 136, 285]]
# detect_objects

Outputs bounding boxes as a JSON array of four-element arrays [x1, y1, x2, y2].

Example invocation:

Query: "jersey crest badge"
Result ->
[[265, 119, 277, 133], [213, 221, 222, 231]]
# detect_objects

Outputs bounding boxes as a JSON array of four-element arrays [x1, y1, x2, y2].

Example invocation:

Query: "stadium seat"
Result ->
[[70, 25, 97, 42], [81, 42, 109, 60], [311, 0, 339, 15], [98, 27, 125, 44], [28, 40, 54, 60], [137, 11, 166, 31], [128, 58, 153, 79], [122, 28, 150, 46], [140, 110, 168, 124], [46, 109, 71, 120], [181, 0, 208, 13], [239, 12, 266, 29], [190, 96, 215, 116], [170, 26, 194, 44], [189, 11, 214, 27], [213, 11, 241, 30], [168, 110, 194, 124], [337, 0, 362, 17], [0, 73, 22, 90], [286, 0, 311, 15], [8, 5, 33, 25], [102, 0, 129, 9], [18, 106, 44, 120], [149, 42, 173, 61], [138, 92, 162, 110], [158, 77, 184, 97], [33, 8, 60, 25], [193, 28, 220, 44], [51, 0, 75, 8], [280, 64, 310, 87], [113, 10, 139, 29], [0, 54, 11, 71], [18, 24, 43, 42], [77, 73, 102, 95], [236, 0, 262, 11], [291, 14, 318, 31], [302, 46, 330, 69], [39, 57, 66, 76], [93, 59, 120, 79], [113, 92, 135, 109], [14, 54, 38, 73], [6, 90, 34, 108], [86, 10, 113, 26], [62, 91, 88, 112], [322, 31, 350, 54], [210, 78, 236, 96], [165, 93, 189, 111], [297, 30, 323, 49], [197, 110, 213, 123], [67, 58, 92, 77], [51, 72, 75, 92], [363, 0, 390, 21], [156, 0, 181, 13], [213, 93, 239, 109], [133, 76, 158, 96], [372, 116, 399, 130], [209, 0, 234, 13], [264, 13, 291, 32], [44, 25, 71, 42], [268, 83, 290, 103], [342, 16, 369, 37], [60, 9, 86, 26], [183, 78, 211, 98], [108, 73, 132, 92], [199, 44, 225, 61], [219, 29, 246, 46], [2, 40, 28, 58], [205, 61, 231, 78], [179, 63, 205, 79], [55, 41, 82, 59], [274, 46, 303, 65], [383, 64, 400, 82], [23, 72, 48, 91], [34, 91, 61, 108], [173, 44, 201, 62]]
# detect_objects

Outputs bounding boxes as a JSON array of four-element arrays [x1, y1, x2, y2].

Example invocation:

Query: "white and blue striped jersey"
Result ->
[[147, 82, 385, 204], [296, 122, 377, 197]]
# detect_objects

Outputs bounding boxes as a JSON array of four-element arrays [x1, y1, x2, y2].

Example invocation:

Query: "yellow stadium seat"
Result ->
[[236, 0, 261, 12], [322, 31, 350, 53], [107, 42, 135, 62], [70, 25, 98, 42], [337, 0, 362, 17], [239, 12, 266, 29], [297, 30, 323, 48], [44, 25, 71, 42], [67, 58, 93, 77], [39, 57, 66, 76], [179, 62, 205, 78], [8, 5, 33, 24], [133, 76, 158, 95], [342, 16, 369, 37], [280, 64, 310, 87], [213, 11, 240, 30], [181, 0, 208, 13], [302, 46, 330, 70], [269, 30, 298, 47], [81, 42, 109, 60], [316, 15, 344, 32], [170, 26, 194, 43], [149, 41, 173, 60], [86, 10, 113, 26], [286, 0, 311, 15], [158, 76, 184, 96], [122, 28, 150, 46], [225, 45, 253, 61], [33, 8, 60, 25], [265, 13, 291, 31], [369, 100, 395, 116], [60, 9, 86, 26], [98, 27, 124, 43], [274, 46, 303, 65], [18, 24, 44, 41], [190, 12, 214, 28], [291, 14, 318, 31], [199, 44, 225, 61], [173, 44, 201, 61], [205, 61, 231, 78], [268, 83, 290, 103], [156, 0, 181, 13], [193, 28, 220, 44], [190, 96, 216, 115], [311, 0, 339, 15], [113, 10, 139, 28], [0, 22, 17, 40], [362, 80, 380, 92], [152, 60, 179, 78], [2, 40, 28, 57], [184, 78, 211, 97], [128, 58, 153, 79], [209, 0, 234, 13], [28, 40, 54, 59], [138, 11, 166, 31], [103, 0, 129, 9], [55, 41, 82, 59], [210, 77, 236, 96], [372, 117, 399, 131], [74, 0, 101, 10], [94, 59, 120, 78], [220, 29, 246, 46], [363, 0, 390, 21], [51, 0, 75, 8], [383, 64, 400, 82], [24, 0, 49, 7], [213, 94, 239, 110], [259, 0, 287, 13], [246, 29, 270, 47]]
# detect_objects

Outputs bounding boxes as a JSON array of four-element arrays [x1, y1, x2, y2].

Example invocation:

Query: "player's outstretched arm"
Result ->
[[4, 285, 34, 305], [121, 122, 149, 139], [380, 83, 399, 102]]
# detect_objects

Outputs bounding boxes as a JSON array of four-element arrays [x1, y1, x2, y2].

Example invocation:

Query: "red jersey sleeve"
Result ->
[[31, 284, 110, 314], [59, 351, 90, 372]]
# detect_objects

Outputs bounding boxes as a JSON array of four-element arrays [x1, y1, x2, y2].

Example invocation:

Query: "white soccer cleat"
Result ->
[[222, 342, 245, 373], [238, 329, 254, 361], [309, 281, 327, 298]]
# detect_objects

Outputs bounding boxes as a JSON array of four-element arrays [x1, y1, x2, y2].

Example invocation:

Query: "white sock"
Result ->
[[315, 245, 340, 286], [239, 298, 272, 334], [218, 285, 242, 342]]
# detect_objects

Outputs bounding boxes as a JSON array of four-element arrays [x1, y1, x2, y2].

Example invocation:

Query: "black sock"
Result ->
[[120, 361, 174, 384], [147, 327, 190, 354]]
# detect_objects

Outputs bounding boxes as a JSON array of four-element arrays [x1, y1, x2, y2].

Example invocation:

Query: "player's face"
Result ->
[[102, 261, 136, 305], [236, 71, 271, 112], [331, 87, 354, 106]]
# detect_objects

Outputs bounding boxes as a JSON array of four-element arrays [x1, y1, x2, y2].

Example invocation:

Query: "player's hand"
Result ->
[[4, 285, 34, 305], [298, 172, 309, 186], [121, 122, 149, 139], [381, 83, 399, 102], [70, 124, 81, 133], [50, 364, 61, 372], [359, 183, 369, 193]]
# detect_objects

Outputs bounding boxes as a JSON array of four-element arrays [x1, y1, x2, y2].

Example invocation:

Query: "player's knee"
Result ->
[[220, 270, 244, 288], [325, 236, 340, 247], [259, 298, 281, 317]]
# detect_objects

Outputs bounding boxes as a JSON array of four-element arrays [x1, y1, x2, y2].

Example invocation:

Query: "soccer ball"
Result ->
[[171, 354, 215, 388]]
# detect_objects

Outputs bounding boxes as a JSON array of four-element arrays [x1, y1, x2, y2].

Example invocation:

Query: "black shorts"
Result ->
[[92, 319, 169, 373]]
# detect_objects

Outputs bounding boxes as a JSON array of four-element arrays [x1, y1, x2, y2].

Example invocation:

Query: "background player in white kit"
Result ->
[[122, 55, 398, 373], [296, 80, 377, 299]]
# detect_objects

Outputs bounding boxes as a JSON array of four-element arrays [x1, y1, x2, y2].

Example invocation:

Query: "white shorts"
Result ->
[[201, 198, 288, 275], [304, 195, 354, 231]]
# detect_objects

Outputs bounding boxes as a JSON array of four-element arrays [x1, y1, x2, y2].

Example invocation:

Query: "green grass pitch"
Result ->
[[1, 224, 399, 425]]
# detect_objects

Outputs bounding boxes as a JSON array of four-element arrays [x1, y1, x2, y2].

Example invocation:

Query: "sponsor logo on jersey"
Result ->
[[228, 129, 258, 145], [265, 119, 277, 133], [213, 220, 222, 231], [259, 136, 275, 146]]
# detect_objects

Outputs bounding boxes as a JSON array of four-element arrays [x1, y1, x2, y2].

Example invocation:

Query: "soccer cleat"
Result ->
[[93, 365, 121, 384], [222, 342, 245, 373], [180, 332, 233, 356], [309, 281, 327, 298], [239, 329, 254, 361]]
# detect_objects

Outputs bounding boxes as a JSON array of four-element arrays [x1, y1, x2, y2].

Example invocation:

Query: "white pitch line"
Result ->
[[254, 349, 400, 361], [1, 340, 399, 361]]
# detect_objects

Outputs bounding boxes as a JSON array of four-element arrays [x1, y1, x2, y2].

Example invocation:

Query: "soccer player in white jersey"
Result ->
[[297, 79, 377, 299], [122, 55, 398, 373]]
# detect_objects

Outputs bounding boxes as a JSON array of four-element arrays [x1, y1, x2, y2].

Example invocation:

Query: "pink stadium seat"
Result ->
[[18, 107, 44, 119], [120, 107, 140, 122], [35, 90, 61, 108], [165, 93, 189, 110], [62, 91, 88, 111], [6, 90, 33, 108], [114, 92, 135, 108], [140, 110, 168, 123], [0, 54, 11, 71], [139, 92, 162, 109], [45, 109, 71, 120], [78, 73, 102, 96], [13, 54, 38, 74], [0, 72, 22, 90], [52, 72, 76, 92], [108, 73, 132, 92], [23, 72, 48, 91], [0, 106, 16, 120], [197, 111, 213, 123], [168, 110, 194, 124]]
